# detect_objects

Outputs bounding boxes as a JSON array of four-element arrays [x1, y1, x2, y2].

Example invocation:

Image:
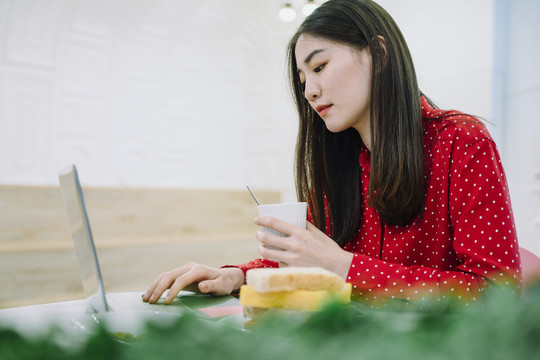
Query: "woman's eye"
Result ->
[[314, 64, 325, 73]]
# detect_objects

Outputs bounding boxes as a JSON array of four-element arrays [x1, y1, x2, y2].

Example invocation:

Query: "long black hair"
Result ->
[[288, 0, 424, 246]]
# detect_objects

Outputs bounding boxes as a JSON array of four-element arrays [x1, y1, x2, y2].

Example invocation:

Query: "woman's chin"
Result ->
[[323, 122, 348, 133]]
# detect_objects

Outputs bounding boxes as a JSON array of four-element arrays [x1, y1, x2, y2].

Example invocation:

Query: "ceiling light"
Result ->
[[279, 3, 296, 22], [302, 0, 318, 16]]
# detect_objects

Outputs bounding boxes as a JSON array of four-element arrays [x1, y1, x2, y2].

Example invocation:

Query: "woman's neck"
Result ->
[[353, 121, 371, 152]]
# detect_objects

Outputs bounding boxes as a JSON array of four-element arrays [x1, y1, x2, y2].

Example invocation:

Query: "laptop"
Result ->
[[58, 164, 240, 315]]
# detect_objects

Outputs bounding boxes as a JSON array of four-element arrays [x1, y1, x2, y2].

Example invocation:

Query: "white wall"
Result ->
[[0, 0, 300, 195], [380, 0, 494, 132], [493, 0, 540, 255], [0, 0, 497, 202]]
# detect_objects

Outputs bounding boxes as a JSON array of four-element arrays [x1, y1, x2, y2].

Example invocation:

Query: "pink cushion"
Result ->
[[520, 247, 540, 285]]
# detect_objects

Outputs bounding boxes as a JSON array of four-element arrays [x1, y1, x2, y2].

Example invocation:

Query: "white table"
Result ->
[[0, 292, 244, 342]]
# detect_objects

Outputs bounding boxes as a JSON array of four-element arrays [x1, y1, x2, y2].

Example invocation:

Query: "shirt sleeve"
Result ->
[[449, 137, 521, 289], [346, 137, 522, 305], [221, 258, 278, 277], [222, 203, 320, 276]]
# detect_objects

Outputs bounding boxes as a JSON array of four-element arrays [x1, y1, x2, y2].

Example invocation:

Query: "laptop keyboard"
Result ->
[[106, 292, 186, 313]]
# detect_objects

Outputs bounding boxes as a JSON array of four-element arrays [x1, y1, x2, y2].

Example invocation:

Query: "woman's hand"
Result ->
[[255, 216, 354, 280], [142, 263, 245, 304]]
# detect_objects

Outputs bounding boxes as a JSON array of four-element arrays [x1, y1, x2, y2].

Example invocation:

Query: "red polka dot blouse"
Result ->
[[226, 97, 522, 305]]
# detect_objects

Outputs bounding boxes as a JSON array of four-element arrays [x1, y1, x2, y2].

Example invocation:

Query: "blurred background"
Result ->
[[0, 0, 539, 306]]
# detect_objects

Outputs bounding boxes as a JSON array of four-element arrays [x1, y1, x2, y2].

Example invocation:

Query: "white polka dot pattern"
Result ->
[[226, 97, 522, 305]]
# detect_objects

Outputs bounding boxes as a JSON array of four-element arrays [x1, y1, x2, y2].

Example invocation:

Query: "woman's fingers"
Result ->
[[142, 262, 197, 303], [148, 270, 182, 303], [142, 272, 168, 302], [254, 216, 299, 236], [256, 230, 289, 251], [258, 243, 297, 265], [142, 263, 243, 304], [164, 265, 217, 303], [199, 278, 231, 296]]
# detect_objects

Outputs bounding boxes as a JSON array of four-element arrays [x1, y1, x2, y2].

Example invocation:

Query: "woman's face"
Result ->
[[295, 35, 372, 135]]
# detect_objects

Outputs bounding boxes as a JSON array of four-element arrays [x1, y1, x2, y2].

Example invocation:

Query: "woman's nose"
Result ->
[[304, 80, 321, 101]]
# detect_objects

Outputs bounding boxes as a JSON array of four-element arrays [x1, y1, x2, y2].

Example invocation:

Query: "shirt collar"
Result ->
[[421, 95, 444, 118], [359, 143, 370, 173]]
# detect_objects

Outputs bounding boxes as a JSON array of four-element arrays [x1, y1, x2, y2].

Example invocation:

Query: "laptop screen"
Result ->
[[59, 165, 108, 312]]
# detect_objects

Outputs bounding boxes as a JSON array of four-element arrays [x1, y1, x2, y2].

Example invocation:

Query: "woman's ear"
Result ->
[[371, 35, 387, 73], [374, 35, 387, 58]]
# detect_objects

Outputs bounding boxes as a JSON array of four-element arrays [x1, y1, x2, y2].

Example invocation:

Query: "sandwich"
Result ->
[[239, 267, 352, 320]]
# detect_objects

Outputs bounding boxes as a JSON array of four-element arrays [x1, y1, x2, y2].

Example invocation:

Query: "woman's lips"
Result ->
[[316, 104, 332, 117]]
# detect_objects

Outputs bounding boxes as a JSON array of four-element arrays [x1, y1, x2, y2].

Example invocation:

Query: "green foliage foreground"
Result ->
[[2, 284, 540, 360]]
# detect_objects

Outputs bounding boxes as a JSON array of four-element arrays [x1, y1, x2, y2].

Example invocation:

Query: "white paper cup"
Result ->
[[257, 202, 307, 250]]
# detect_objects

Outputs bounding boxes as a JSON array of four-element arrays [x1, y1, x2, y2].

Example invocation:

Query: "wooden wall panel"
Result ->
[[0, 186, 280, 308]]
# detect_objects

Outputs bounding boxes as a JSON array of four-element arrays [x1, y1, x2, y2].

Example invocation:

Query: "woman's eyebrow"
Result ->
[[303, 49, 325, 65], [297, 49, 326, 75]]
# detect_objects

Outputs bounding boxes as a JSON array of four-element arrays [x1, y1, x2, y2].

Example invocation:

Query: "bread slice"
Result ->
[[245, 267, 345, 293], [239, 282, 352, 311]]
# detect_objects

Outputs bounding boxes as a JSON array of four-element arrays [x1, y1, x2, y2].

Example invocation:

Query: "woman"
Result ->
[[143, 0, 521, 306]]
